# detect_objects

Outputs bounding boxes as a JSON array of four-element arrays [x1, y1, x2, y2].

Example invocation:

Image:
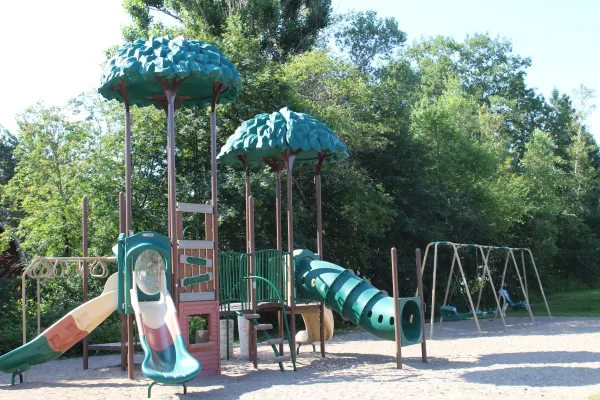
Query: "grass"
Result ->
[[589, 393, 600, 400], [507, 288, 600, 318]]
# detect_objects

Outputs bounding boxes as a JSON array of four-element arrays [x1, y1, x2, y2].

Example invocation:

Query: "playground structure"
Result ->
[[420, 241, 552, 338], [0, 35, 428, 395]]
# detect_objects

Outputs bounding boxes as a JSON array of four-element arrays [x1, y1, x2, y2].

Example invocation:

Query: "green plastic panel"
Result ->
[[122, 232, 171, 313], [181, 273, 211, 287], [184, 256, 207, 266]]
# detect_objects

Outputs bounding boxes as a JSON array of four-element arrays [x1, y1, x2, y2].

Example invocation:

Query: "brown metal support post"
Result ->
[[245, 164, 251, 253], [284, 152, 297, 363], [82, 196, 89, 370], [119, 86, 132, 236], [275, 169, 282, 251], [391, 247, 402, 368], [154, 76, 188, 309], [118, 192, 127, 371], [165, 86, 178, 305], [275, 167, 284, 356], [210, 82, 225, 308], [249, 196, 257, 368], [415, 248, 428, 363], [120, 82, 135, 381], [115, 81, 135, 380], [315, 152, 326, 358]]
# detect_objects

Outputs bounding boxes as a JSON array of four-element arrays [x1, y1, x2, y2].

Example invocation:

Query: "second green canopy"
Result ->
[[218, 108, 348, 167]]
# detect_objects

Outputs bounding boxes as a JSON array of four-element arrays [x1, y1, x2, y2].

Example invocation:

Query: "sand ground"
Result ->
[[1, 316, 599, 399]]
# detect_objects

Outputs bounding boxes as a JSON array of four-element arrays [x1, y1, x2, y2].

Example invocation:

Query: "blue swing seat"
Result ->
[[498, 288, 528, 311], [440, 305, 486, 321]]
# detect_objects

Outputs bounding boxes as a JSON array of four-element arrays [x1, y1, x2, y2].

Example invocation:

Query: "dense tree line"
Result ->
[[0, 3, 598, 351]]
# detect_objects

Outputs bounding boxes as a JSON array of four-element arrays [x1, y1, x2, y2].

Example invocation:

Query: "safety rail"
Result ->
[[218, 249, 291, 312], [218, 251, 251, 312], [254, 249, 289, 304]]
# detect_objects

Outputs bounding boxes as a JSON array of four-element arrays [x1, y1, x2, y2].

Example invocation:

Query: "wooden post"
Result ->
[[82, 196, 89, 370], [127, 314, 134, 379], [391, 247, 402, 369], [415, 248, 428, 363]]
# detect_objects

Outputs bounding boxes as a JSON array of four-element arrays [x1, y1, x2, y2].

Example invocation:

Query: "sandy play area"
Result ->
[[1, 316, 599, 399]]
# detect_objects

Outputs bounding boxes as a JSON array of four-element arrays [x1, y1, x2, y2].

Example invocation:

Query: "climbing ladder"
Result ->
[[240, 276, 296, 372]]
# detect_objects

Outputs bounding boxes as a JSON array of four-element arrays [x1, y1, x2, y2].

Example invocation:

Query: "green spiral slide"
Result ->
[[294, 250, 423, 345]]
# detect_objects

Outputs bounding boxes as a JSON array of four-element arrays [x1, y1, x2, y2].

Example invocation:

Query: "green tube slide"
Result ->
[[294, 250, 423, 346]]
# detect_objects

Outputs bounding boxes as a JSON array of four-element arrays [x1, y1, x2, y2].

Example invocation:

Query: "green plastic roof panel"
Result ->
[[218, 108, 348, 167], [98, 36, 241, 108]]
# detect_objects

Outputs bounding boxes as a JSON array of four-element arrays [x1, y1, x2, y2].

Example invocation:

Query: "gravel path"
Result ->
[[1, 316, 599, 399]]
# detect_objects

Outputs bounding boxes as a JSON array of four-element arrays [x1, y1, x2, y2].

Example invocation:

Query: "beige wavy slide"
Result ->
[[295, 307, 334, 351]]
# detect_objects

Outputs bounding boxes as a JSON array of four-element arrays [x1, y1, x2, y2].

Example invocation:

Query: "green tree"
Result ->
[[1, 104, 95, 257], [0, 125, 18, 186], [123, 0, 332, 60], [407, 34, 547, 159], [519, 129, 564, 262], [333, 10, 406, 73]]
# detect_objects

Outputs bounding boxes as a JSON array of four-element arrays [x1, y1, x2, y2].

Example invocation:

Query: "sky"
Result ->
[[0, 0, 598, 142]]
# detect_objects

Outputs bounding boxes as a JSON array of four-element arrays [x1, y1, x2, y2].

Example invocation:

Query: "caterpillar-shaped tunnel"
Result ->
[[294, 250, 423, 345]]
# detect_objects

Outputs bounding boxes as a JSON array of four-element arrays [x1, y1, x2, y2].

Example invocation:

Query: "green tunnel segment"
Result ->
[[294, 250, 423, 345]]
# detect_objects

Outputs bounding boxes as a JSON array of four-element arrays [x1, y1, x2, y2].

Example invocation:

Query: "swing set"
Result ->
[[419, 242, 552, 339]]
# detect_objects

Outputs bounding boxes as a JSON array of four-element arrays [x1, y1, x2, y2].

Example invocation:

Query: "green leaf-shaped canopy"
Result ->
[[98, 36, 241, 108], [218, 108, 348, 167]]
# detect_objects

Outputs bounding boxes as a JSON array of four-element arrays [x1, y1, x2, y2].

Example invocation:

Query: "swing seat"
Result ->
[[440, 305, 486, 321], [498, 288, 528, 311]]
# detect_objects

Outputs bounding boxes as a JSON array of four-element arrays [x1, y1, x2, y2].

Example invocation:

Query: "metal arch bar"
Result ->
[[476, 245, 507, 332], [508, 249, 535, 324], [438, 249, 458, 333], [524, 248, 552, 319], [476, 248, 491, 310], [450, 243, 482, 334], [429, 241, 440, 339]]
